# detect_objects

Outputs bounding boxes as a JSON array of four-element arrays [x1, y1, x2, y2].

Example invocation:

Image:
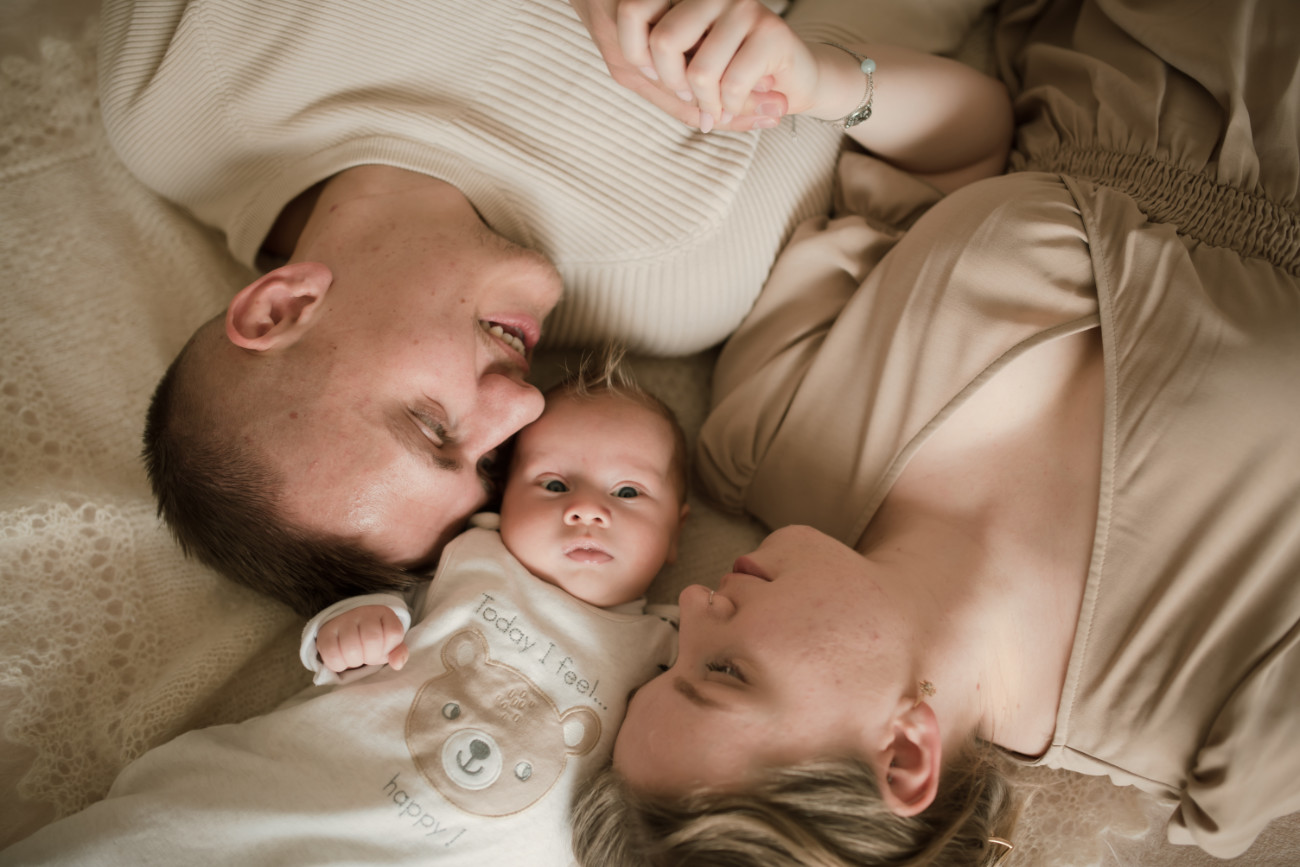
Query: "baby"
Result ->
[[0, 355, 685, 867], [305, 354, 688, 684]]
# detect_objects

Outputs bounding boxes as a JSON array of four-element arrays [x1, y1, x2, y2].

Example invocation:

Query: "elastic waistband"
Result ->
[[1019, 146, 1300, 276]]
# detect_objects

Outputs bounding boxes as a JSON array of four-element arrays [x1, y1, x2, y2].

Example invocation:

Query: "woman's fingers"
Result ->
[[681, 9, 754, 126], [642, 0, 720, 104], [616, 0, 804, 131], [615, 0, 681, 80]]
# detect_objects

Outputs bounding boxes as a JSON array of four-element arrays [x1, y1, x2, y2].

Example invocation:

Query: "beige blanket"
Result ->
[[1, 2, 1296, 864]]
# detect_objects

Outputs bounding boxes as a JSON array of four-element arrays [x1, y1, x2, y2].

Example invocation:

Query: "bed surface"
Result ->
[[2, 2, 1297, 863]]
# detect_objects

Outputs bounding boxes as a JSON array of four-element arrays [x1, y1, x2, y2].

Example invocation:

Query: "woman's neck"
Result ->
[[858, 506, 1063, 758], [858, 328, 1104, 757]]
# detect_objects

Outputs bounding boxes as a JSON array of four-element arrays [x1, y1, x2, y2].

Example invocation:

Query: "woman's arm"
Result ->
[[815, 42, 1013, 193], [571, 0, 1012, 192]]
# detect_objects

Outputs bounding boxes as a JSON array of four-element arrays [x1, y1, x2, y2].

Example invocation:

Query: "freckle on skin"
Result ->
[[289, 412, 298, 420]]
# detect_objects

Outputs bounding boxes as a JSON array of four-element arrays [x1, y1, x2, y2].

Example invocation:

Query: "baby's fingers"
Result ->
[[388, 642, 411, 671], [316, 627, 357, 672], [317, 605, 406, 672]]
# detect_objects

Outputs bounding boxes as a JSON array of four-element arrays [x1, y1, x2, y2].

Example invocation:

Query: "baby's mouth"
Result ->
[[565, 542, 612, 564]]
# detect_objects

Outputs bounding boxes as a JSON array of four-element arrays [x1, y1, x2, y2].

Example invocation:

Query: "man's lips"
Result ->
[[482, 313, 541, 351]]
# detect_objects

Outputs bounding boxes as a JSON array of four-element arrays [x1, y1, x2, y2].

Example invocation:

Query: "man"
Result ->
[[103, 0, 852, 612], [143, 166, 561, 614]]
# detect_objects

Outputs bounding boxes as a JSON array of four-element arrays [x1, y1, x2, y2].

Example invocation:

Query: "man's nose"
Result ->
[[464, 373, 545, 458]]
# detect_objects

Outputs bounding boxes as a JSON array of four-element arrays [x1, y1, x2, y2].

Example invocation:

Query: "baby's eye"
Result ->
[[705, 660, 745, 682], [543, 479, 568, 493], [613, 486, 639, 499]]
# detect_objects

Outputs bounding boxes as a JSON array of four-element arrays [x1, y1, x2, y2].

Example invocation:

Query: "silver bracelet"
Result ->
[[821, 43, 876, 128]]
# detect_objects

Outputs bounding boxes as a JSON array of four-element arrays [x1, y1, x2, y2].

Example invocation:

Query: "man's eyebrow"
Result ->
[[674, 676, 722, 708], [389, 413, 460, 472]]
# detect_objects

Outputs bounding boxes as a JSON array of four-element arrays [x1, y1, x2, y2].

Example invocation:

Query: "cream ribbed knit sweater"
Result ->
[[96, 0, 868, 354]]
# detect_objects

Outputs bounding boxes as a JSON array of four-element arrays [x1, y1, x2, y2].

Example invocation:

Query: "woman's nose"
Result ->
[[565, 500, 609, 527]]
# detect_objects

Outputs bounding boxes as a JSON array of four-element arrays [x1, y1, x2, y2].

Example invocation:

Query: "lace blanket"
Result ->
[[1, 5, 1296, 865]]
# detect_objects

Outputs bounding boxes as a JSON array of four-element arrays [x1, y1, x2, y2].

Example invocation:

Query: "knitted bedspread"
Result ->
[[1, 4, 1296, 864]]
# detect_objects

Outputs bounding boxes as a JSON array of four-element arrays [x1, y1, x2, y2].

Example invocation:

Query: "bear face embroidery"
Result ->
[[406, 628, 601, 817]]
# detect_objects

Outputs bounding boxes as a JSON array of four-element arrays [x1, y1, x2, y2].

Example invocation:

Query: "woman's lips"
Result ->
[[730, 555, 770, 581]]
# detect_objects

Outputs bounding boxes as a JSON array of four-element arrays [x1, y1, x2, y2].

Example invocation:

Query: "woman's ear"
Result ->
[[226, 261, 333, 351], [879, 699, 942, 817]]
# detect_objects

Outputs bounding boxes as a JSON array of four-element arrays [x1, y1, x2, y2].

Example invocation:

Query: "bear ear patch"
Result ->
[[442, 628, 490, 671], [559, 706, 601, 757]]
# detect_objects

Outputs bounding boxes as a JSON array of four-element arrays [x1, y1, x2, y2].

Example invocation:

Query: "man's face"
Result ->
[[255, 213, 563, 569], [500, 393, 686, 607]]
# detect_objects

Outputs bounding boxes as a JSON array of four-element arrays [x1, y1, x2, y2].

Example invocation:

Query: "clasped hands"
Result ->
[[570, 0, 848, 133]]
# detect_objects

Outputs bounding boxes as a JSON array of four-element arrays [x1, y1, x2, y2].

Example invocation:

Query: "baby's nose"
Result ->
[[565, 501, 610, 527]]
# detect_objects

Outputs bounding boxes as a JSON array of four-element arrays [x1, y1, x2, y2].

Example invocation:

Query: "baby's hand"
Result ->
[[315, 605, 410, 674]]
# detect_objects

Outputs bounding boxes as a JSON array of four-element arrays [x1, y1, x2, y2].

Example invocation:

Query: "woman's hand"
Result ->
[[315, 604, 410, 673], [615, 0, 814, 132], [569, 0, 1013, 191]]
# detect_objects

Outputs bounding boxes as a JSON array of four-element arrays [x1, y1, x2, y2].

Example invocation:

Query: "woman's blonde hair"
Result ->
[[571, 745, 1020, 867]]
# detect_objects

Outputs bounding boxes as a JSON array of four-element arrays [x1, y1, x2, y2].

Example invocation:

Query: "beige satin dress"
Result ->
[[697, 0, 1300, 856]]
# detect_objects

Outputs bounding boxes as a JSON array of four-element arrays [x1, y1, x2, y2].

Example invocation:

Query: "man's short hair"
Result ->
[[142, 336, 419, 617]]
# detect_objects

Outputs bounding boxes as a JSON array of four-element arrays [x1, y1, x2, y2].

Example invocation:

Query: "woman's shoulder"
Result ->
[[699, 165, 1100, 544]]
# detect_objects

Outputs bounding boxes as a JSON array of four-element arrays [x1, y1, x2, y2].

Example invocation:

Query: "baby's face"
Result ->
[[499, 392, 686, 607]]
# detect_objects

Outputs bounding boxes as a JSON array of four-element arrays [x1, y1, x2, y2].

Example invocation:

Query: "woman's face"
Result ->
[[613, 525, 902, 793]]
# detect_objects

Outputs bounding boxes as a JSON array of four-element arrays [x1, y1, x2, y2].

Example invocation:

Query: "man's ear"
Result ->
[[664, 503, 691, 565], [226, 261, 333, 351], [879, 699, 942, 817]]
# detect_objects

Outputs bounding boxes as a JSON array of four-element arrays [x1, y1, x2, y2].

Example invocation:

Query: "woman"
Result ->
[[573, 0, 1300, 863]]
